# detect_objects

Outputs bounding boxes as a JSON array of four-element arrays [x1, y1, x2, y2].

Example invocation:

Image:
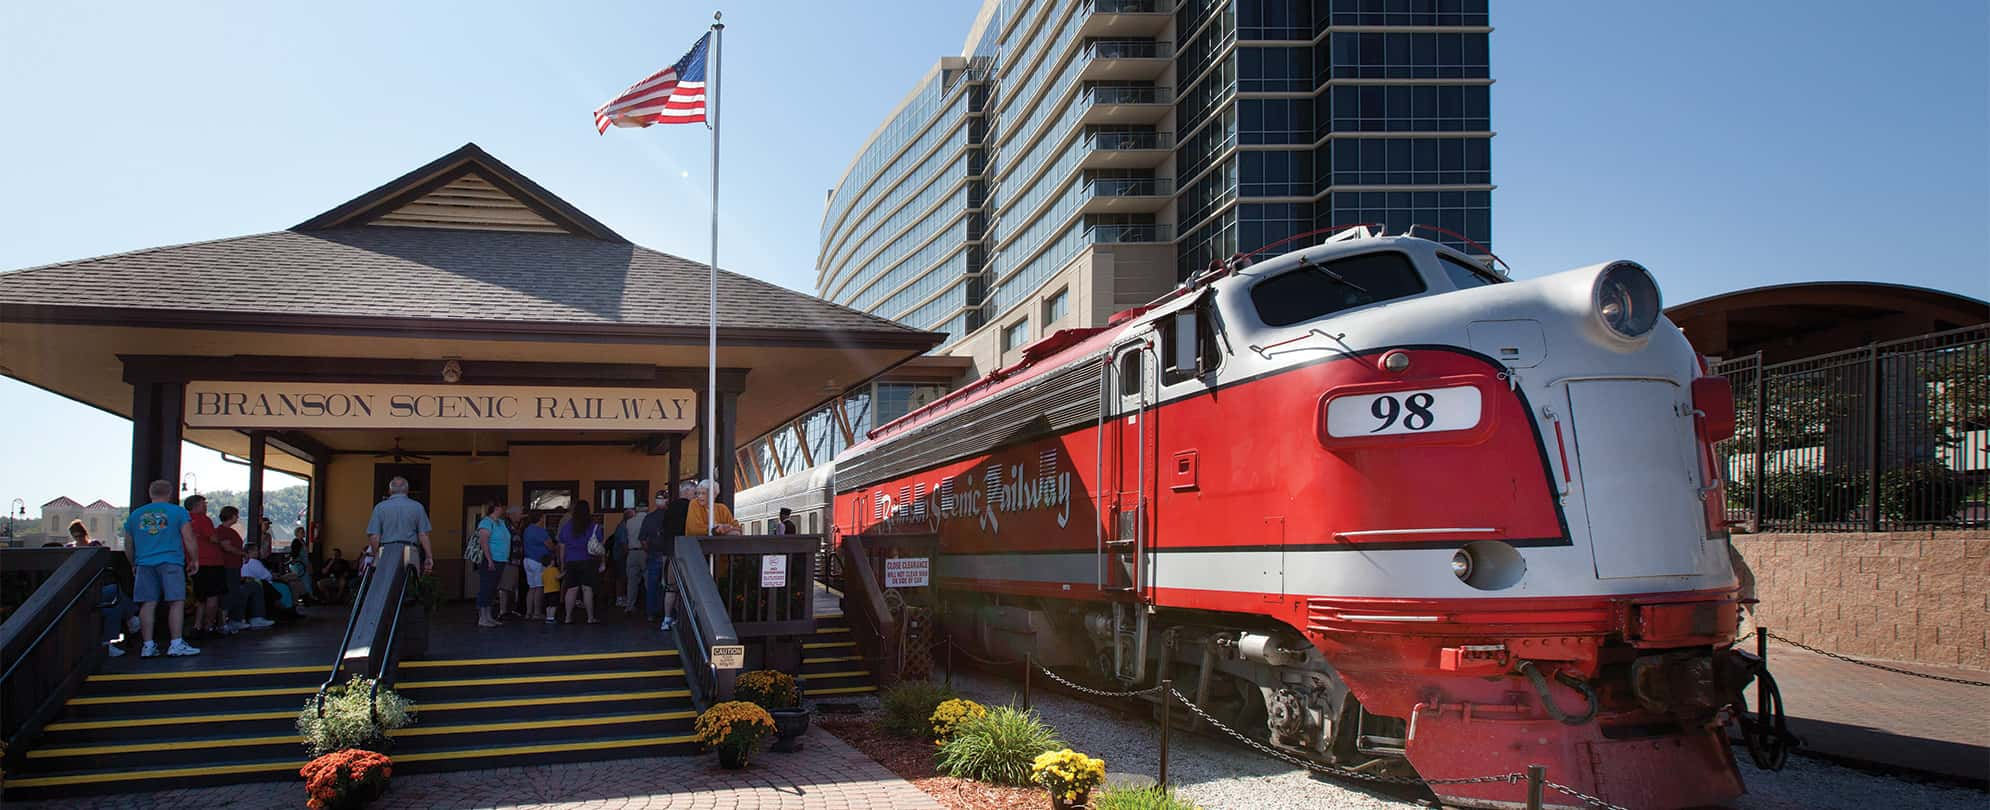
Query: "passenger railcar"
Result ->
[[747, 228, 1773, 808]]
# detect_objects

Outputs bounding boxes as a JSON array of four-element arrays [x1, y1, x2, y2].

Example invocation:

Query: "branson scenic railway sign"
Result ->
[[183, 381, 696, 432]]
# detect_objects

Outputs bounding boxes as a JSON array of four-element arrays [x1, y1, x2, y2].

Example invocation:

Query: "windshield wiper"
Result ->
[[1300, 255, 1368, 295]]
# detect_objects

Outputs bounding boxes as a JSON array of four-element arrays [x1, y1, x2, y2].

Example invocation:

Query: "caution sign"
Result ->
[[884, 557, 930, 588], [711, 644, 746, 670]]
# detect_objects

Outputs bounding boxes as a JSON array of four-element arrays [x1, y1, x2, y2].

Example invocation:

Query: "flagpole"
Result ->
[[706, 11, 723, 515]]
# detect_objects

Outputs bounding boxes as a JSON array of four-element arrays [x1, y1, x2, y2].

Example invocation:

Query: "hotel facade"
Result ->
[[817, 0, 1493, 373]]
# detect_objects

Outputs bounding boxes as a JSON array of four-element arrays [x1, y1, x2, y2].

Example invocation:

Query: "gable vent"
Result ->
[[371, 173, 567, 234]]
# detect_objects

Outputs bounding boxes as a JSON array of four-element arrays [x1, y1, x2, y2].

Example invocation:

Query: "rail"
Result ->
[[313, 558, 377, 715], [0, 547, 117, 755], [368, 548, 416, 726], [670, 535, 737, 707]]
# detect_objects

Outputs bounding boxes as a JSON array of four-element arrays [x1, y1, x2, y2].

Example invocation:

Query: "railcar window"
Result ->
[[1160, 303, 1224, 385], [1438, 254, 1503, 289], [1250, 251, 1428, 327]]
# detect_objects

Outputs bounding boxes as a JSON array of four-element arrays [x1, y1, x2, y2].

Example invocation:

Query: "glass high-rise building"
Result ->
[[818, 0, 1492, 371]]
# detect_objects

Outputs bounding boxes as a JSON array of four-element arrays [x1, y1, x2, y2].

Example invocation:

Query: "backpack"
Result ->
[[465, 520, 488, 565]]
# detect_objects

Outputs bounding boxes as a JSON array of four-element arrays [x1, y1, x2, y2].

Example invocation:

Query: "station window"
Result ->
[[523, 481, 576, 514], [595, 480, 648, 512], [1001, 319, 1031, 353], [1042, 288, 1069, 326]]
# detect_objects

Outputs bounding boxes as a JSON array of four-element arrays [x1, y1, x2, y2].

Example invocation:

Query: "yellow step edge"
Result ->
[[813, 626, 851, 634], [68, 685, 316, 706], [798, 670, 871, 680], [398, 669, 683, 690], [803, 640, 856, 649], [417, 689, 689, 712], [399, 649, 677, 669], [808, 685, 878, 695], [818, 611, 845, 618], [45, 710, 294, 732], [87, 665, 321, 683], [392, 711, 695, 737], [27, 734, 298, 759], [392, 733, 698, 764], [804, 655, 864, 664], [1, 759, 303, 789]]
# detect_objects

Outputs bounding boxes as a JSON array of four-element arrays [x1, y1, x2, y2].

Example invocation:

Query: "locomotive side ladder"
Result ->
[[1097, 341, 1155, 599]]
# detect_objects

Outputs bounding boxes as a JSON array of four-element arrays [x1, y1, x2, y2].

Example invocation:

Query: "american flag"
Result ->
[[594, 33, 711, 133]]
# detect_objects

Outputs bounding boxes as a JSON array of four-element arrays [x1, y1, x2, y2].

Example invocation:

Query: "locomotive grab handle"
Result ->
[[1517, 661, 1599, 726]]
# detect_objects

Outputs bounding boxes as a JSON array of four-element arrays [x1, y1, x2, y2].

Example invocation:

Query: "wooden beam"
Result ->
[[247, 432, 267, 547]]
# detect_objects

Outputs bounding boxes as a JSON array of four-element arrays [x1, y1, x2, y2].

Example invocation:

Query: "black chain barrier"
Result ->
[[1765, 630, 1990, 688]]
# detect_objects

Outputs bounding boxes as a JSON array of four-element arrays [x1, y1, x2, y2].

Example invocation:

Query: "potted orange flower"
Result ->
[[301, 748, 392, 810], [695, 700, 777, 769]]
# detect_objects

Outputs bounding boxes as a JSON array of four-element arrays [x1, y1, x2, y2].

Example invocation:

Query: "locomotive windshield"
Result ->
[[1249, 250, 1427, 327]]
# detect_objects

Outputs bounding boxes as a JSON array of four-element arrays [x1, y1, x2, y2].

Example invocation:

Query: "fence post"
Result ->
[[1023, 652, 1032, 711], [1526, 765, 1545, 810], [1865, 343, 1882, 532], [1752, 351, 1766, 532], [1158, 678, 1172, 787]]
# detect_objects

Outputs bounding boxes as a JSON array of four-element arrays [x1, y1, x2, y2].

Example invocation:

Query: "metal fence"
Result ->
[[1713, 324, 1989, 532]]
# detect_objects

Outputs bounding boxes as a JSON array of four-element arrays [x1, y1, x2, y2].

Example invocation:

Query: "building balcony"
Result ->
[[1080, 84, 1172, 126], [1079, 176, 1174, 214], [1080, 39, 1172, 81], [1081, 0, 1173, 38], [1080, 130, 1173, 169], [1086, 223, 1175, 244]]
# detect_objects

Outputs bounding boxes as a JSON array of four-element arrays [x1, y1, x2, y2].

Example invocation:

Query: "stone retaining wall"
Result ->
[[1731, 529, 1989, 670]]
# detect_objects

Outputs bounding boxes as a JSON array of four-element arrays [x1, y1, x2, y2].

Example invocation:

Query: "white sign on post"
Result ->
[[884, 557, 930, 588], [760, 554, 788, 588], [710, 645, 745, 670]]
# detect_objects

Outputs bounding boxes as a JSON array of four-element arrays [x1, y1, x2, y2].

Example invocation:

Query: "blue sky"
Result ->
[[1, 1, 1984, 510]]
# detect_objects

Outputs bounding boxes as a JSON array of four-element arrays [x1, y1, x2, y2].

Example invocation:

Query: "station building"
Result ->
[[0, 143, 941, 598]]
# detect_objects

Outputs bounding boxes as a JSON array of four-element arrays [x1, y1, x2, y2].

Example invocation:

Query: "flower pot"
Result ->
[[769, 707, 811, 752], [1050, 789, 1090, 809], [718, 745, 752, 770]]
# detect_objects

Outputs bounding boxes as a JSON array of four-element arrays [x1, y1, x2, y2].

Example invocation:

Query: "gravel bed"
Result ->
[[942, 671, 1986, 810]]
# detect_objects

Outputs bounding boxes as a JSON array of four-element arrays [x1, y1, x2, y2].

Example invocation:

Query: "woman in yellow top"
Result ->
[[686, 479, 742, 536]]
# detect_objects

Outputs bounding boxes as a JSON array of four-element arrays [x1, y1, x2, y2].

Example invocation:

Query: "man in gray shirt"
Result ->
[[366, 476, 434, 575]]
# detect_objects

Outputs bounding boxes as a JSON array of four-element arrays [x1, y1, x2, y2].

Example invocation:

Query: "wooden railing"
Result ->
[[837, 534, 939, 689], [672, 534, 821, 706], [0, 547, 118, 758]]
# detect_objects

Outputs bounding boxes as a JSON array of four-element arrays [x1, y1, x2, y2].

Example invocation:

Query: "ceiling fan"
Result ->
[[372, 438, 431, 464]]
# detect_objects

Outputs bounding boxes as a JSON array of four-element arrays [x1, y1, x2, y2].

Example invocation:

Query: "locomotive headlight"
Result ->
[[1594, 261, 1662, 340], [1450, 548, 1474, 581]]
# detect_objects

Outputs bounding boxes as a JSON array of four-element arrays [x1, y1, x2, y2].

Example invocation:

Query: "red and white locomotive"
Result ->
[[743, 228, 1776, 808]]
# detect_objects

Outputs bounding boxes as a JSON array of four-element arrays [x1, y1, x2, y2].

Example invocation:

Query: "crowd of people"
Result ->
[[96, 479, 314, 659], [470, 479, 740, 631], [88, 475, 744, 663]]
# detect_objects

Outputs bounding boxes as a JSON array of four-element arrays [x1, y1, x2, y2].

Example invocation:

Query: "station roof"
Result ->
[[1668, 281, 1987, 364], [0, 143, 945, 475]]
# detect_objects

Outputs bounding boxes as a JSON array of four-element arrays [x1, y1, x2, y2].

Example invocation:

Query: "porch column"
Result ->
[[309, 459, 328, 568], [718, 390, 738, 508], [127, 381, 184, 509], [668, 434, 684, 494], [247, 431, 267, 547]]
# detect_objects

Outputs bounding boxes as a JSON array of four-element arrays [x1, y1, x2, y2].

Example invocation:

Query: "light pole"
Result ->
[[181, 472, 199, 495]]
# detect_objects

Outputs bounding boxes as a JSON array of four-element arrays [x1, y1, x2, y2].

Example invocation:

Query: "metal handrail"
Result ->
[[671, 552, 718, 704], [0, 566, 111, 688], [368, 553, 414, 726], [314, 561, 377, 716]]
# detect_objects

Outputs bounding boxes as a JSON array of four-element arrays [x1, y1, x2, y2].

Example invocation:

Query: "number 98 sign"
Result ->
[[1324, 385, 1483, 438]]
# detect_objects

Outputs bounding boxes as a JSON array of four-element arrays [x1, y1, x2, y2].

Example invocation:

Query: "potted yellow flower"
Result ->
[[695, 700, 777, 769], [1032, 749, 1107, 810], [735, 669, 809, 752]]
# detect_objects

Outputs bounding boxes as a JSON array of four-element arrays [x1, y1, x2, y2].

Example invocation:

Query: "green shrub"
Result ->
[[935, 705, 1063, 786], [1761, 469, 1865, 524], [877, 680, 957, 738], [296, 675, 416, 755], [1878, 461, 1967, 523], [1092, 785, 1202, 810]]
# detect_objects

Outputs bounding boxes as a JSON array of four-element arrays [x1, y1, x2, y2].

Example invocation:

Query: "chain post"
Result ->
[[946, 636, 954, 689], [1158, 677, 1172, 786], [1023, 652, 1032, 710], [1755, 626, 1768, 719], [1526, 765, 1545, 810]]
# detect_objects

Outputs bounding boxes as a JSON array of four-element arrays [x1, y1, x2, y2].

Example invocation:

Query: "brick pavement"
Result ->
[[4, 728, 943, 810], [1763, 636, 1989, 784]]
